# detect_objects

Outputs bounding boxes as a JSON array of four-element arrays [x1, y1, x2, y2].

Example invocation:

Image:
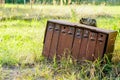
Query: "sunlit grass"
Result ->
[[0, 20, 46, 66], [0, 18, 119, 80], [0, 4, 120, 80]]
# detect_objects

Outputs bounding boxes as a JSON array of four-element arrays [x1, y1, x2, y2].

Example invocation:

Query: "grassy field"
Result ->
[[0, 4, 120, 80]]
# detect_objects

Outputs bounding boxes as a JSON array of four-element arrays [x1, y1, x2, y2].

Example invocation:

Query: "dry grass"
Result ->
[[1, 4, 120, 20], [0, 4, 120, 80]]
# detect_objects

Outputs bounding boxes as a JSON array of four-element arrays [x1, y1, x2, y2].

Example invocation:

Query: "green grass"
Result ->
[[0, 4, 120, 80], [0, 19, 46, 66]]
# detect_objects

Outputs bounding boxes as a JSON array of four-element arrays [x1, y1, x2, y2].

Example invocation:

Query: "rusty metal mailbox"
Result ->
[[42, 20, 117, 61]]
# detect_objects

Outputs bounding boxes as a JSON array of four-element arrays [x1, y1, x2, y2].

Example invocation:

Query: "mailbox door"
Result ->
[[78, 29, 90, 60], [42, 22, 54, 58], [72, 28, 83, 60], [49, 24, 60, 59], [57, 26, 75, 59], [94, 33, 107, 60], [86, 32, 97, 61]]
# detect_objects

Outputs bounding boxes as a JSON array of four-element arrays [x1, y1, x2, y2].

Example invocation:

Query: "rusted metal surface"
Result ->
[[78, 29, 90, 60], [72, 28, 83, 60], [42, 20, 117, 61], [42, 22, 54, 58], [48, 20, 115, 34], [105, 32, 118, 53], [57, 26, 75, 59], [49, 24, 60, 59], [105, 32, 118, 59], [94, 33, 107, 60], [86, 32, 97, 61]]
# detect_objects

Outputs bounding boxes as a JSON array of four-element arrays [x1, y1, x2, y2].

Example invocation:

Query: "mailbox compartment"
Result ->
[[94, 33, 107, 60], [49, 24, 60, 59], [78, 29, 90, 60], [57, 26, 75, 59], [72, 28, 83, 60], [86, 31, 97, 61], [43, 22, 54, 58]]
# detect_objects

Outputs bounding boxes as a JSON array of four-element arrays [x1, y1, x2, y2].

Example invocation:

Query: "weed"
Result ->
[[0, 4, 120, 80]]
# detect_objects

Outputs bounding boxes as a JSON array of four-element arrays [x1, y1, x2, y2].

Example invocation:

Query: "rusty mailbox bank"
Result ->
[[42, 20, 117, 61]]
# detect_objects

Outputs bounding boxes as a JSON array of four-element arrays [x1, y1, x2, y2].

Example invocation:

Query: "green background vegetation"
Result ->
[[4, 0, 120, 5], [0, 3, 120, 80]]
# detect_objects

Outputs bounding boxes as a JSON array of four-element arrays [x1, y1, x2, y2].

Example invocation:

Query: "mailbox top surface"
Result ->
[[48, 19, 117, 34]]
